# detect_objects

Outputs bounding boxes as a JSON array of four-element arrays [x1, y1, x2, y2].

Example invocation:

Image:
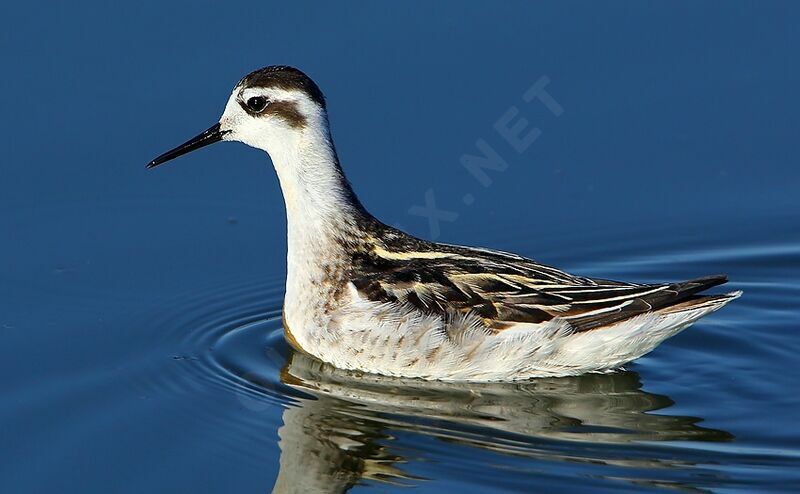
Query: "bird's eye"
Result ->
[[246, 96, 268, 112]]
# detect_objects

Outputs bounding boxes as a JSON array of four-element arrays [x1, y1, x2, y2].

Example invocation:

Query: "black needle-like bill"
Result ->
[[146, 123, 229, 169]]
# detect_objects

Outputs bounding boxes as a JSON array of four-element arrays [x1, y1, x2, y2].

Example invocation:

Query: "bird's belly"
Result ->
[[279, 287, 724, 381]]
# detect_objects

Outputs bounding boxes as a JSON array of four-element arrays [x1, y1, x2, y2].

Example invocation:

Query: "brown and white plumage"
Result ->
[[349, 226, 733, 334], [148, 65, 740, 381]]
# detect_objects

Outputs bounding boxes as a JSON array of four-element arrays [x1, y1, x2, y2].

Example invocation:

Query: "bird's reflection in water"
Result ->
[[270, 350, 732, 493]]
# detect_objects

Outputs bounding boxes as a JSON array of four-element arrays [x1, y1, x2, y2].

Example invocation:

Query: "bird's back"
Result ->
[[347, 225, 731, 334]]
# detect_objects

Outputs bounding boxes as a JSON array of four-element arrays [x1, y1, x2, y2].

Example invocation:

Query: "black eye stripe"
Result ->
[[245, 96, 268, 112]]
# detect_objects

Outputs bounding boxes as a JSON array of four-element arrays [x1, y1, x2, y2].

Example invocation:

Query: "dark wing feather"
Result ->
[[351, 240, 728, 332]]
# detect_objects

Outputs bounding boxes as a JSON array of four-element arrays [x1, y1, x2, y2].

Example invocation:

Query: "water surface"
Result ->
[[2, 201, 798, 492]]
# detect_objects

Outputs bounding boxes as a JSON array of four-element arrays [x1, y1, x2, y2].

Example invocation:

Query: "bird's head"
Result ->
[[147, 65, 328, 169]]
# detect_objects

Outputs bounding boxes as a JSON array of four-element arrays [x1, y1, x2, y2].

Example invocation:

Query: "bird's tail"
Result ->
[[656, 290, 742, 315]]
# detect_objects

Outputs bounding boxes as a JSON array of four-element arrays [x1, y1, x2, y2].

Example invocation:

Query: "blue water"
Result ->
[[2, 2, 799, 493]]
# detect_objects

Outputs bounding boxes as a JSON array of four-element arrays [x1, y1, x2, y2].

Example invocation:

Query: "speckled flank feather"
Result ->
[[295, 275, 740, 381], [185, 65, 741, 381]]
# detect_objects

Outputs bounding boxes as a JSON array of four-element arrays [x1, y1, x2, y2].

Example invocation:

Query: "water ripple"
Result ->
[[117, 226, 800, 492]]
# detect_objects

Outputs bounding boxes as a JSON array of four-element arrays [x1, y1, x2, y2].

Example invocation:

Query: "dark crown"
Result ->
[[238, 65, 326, 109]]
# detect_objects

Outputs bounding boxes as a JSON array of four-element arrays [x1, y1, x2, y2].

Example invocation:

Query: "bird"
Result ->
[[147, 65, 741, 381]]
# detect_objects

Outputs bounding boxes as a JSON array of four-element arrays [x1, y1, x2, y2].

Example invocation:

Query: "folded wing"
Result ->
[[351, 243, 728, 332]]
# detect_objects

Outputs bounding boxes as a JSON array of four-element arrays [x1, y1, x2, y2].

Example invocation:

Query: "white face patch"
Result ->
[[240, 87, 298, 105], [218, 86, 325, 148]]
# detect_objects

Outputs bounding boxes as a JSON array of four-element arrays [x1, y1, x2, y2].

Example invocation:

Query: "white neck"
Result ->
[[265, 117, 366, 255], [251, 112, 372, 325], [219, 87, 375, 332]]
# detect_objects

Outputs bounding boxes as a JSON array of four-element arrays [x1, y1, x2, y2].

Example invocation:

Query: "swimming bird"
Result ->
[[147, 65, 740, 381]]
